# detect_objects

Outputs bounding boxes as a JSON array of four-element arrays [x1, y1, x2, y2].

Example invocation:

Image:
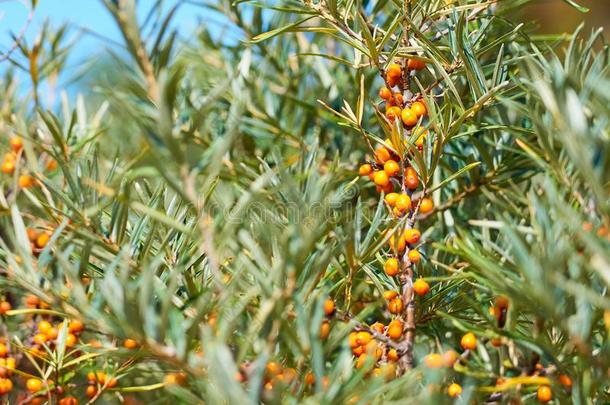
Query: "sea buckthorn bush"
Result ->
[[0, 0, 608, 403]]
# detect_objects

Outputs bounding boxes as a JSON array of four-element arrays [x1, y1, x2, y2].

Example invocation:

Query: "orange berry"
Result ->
[[59, 397, 78, 405], [395, 194, 411, 211], [415, 130, 428, 148], [0, 301, 11, 314], [447, 383, 462, 398], [38, 321, 52, 334], [34, 233, 50, 249], [9, 137, 23, 152], [19, 174, 36, 188], [419, 197, 433, 214], [387, 348, 399, 361], [1, 160, 15, 175], [107, 377, 118, 388], [68, 320, 84, 334], [123, 339, 139, 349], [384, 192, 399, 207], [558, 374, 572, 388], [359, 164, 372, 176], [378, 182, 394, 194], [383, 290, 398, 300], [423, 353, 443, 368], [26, 378, 43, 393], [386, 63, 401, 80], [401, 108, 418, 127], [387, 320, 403, 340], [95, 371, 107, 384], [392, 206, 405, 217], [352, 345, 364, 356], [373, 171, 390, 187], [411, 101, 427, 117], [389, 234, 406, 253], [304, 372, 315, 385], [0, 344, 7, 357], [25, 294, 40, 308], [387, 297, 403, 314], [33, 333, 47, 345], [413, 278, 430, 296], [442, 350, 459, 367], [375, 147, 391, 164], [65, 333, 77, 347], [383, 160, 400, 177], [403, 228, 421, 244], [45, 327, 58, 340], [495, 296, 509, 310], [323, 299, 335, 316], [355, 331, 372, 346], [407, 58, 426, 71], [407, 249, 421, 264], [348, 332, 359, 348], [386, 106, 402, 122], [379, 87, 392, 100], [384, 258, 399, 277], [320, 320, 330, 339], [404, 166, 419, 190], [0, 377, 13, 394], [460, 332, 477, 351], [537, 385, 552, 403], [86, 385, 97, 398]]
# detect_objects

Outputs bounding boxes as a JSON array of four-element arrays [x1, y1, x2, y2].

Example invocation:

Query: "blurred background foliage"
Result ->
[[0, 0, 608, 404]]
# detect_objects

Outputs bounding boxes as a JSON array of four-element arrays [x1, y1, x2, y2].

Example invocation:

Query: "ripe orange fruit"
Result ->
[[388, 297, 404, 314], [387, 348, 399, 361], [0, 344, 7, 358], [377, 183, 394, 194], [403, 228, 421, 244], [320, 320, 330, 339], [0, 378, 13, 394], [123, 339, 139, 349], [59, 397, 78, 405], [495, 296, 509, 310], [0, 301, 11, 314], [9, 137, 23, 152], [392, 207, 405, 217], [18, 174, 36, 188], [68, 320, 84, 334], [395, 194, 411, 211], [423, 353, 443, 368], [387, 320, 403, 340], [389, 234, 406, 253], [65, 333, 77, 347], [386, 63, 401, 80], [86, 385, 97, 398], [384, 258, 399, 277], [33, 333, 48, 345], [414, 128, 428, 148], [1, 160, 15, 175], [411, 101, 427, 117], [38, 321, 52, 334], [375, 147, 391, 164], [407, 249, 421, 264], [386, 106, 402, 121], [26, 378, 43, 393], [379, 87, 392, 100], [413, 278, 430, 296], [359, 164, 372, 176], [324, 299, 335, 316], [373, 171, 390, 187], [355, 331, 372, 346], [407, 58, 426, 71], [447, 383, 462, 397], [419, 197, 434, 214], [383, 160, 400, 177], [383, 290, 398, 300], [558, 374, 572, 388], [384, 192, 399, 207], [537, 385, 552, 403], [442, 350, 459, 367], [404, 167, 419, 189], [35, 233, 50, 249], [460, 332, 477, 351], [45, 327, 58, 340], [401, 108, 418, 127]]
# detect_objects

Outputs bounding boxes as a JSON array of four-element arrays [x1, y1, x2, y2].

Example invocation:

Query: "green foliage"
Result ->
[[0, 0, 608, 403]]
